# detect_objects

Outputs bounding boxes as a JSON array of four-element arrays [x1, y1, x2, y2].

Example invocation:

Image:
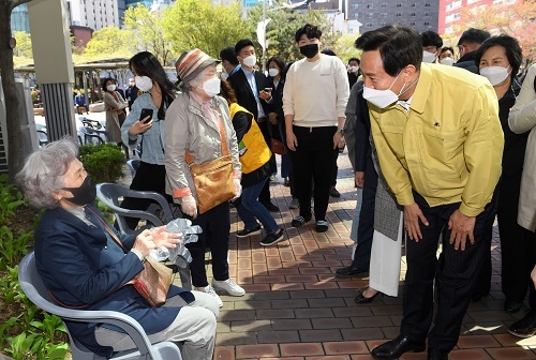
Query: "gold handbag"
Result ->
[[90, 207, 174, 307], [132, 257, 173, 307], [185, 115, 236, 214]]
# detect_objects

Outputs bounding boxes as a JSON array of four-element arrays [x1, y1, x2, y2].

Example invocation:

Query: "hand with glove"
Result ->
[[232, 178, 242, 200], [181, 195, 198, 218]]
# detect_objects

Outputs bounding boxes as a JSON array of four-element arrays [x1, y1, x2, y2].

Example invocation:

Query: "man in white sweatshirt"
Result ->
[[283, 24, 349, 232]]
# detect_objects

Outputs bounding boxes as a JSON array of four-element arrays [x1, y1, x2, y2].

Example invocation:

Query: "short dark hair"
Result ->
[[101, 77, 116, 92], [348, 57, 360, 65], [220, 46, 239, 66], [267, 56, 286, 74], [475, 34, 523, 81], [354, 24, 422, 76], [440, 46, 455, 56], [235, 39, 255, 56], [457, 28, 490, 46], [421, 31, 443, 48], [321, 49, 336, 56], [295, 24, 322, 43]]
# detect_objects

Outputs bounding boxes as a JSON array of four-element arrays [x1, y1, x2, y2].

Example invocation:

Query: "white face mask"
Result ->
[[241, 55, 257, 68], [479, 65, 510, 86], [220, 72, 229, 80], [135, 75, 153, 92], [202, 77, 221, 97], [106, 84, 116, 92], [268, 68, 279, 77], [349, 66, 359, 73], [422, 50, 437, 63], [362, 74, 401, 109], [440, 57, 454, 66]]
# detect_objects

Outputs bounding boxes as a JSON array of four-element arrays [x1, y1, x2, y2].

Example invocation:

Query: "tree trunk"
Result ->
[[0, 0, 32, 184]]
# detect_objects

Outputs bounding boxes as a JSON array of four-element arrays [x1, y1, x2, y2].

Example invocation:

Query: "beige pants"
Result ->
[[95, 290, 219, 360]]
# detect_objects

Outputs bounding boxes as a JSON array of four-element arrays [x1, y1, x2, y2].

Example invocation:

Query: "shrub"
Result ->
[[79, 143, 126, 183]]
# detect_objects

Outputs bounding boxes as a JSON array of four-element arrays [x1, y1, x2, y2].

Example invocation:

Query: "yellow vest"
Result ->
[[229, 103, 272, 174]]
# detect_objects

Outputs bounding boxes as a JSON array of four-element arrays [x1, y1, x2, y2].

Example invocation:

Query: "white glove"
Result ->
[[232, 178, 242, 200], [181, 195, 197, 218]]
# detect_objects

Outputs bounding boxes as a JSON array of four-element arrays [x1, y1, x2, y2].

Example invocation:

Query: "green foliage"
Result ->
[[0, 175, 69, 359], [79, 143, 126, 183], [246, 1, 341, 62], [162, 0, 250, 58], [123, 4, 173, 65], [0, 175, 27, 225], [83, 26, 133, 60], [13, 31, 33, 59]]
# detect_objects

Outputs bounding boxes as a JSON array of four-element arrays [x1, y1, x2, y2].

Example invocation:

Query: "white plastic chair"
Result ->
[[18, 252, 182, 360]]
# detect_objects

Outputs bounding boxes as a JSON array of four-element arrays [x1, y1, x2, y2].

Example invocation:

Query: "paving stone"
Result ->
[[258, 330, 301, 344], [235, 344, 279, 359], [280, 343, 324, 357]]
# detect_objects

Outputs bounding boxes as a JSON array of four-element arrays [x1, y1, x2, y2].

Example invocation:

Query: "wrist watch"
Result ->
[[338, 128, 344, 135]]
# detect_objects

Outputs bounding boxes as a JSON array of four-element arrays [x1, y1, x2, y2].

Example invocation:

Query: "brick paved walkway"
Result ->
[[183, 151, 536, 360]]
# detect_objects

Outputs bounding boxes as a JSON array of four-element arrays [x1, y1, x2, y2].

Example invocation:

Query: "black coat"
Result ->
[[228, 69, 271, 121]]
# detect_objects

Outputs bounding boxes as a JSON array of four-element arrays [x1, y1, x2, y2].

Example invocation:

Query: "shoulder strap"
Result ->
[[87, 207, 126, 253]]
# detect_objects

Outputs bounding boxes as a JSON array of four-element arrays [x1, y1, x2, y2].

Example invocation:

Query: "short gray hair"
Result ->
[[16, 137, 79, 209]]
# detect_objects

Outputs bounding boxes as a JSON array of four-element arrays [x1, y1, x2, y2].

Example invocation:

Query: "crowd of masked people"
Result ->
[[17, 23, 536, 360]]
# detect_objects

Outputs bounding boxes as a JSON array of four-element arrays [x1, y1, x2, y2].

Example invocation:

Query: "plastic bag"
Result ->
[[148, 219, 202, 263]]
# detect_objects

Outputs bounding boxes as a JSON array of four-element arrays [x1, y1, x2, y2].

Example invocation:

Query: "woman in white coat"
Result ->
[[507, 63, 536, 338]]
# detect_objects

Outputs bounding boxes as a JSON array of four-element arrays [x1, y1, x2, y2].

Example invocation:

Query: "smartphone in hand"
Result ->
[[139, 108, 154, 124]]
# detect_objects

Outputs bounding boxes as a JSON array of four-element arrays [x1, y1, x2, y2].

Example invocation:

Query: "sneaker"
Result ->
[[236, 224, 261, 238], [330, 186, 341, 198], [316, 220, 329, 232], [212, 278, 246, 297], [289, 197, 300, 209], [261, 229, 285, 246], [270, 174, 277, 181], [291, 215, 311, 227], [508, 310, 536, 338], [198, 285, 223, 308]]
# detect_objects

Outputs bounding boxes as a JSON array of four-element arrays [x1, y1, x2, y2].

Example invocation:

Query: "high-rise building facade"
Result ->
[[346, 0, 439, 33], [68, 0, 120, 29], [11, 4, 30, 33]]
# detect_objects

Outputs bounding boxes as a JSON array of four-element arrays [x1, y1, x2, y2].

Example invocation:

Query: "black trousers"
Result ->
[[184, 202, 230, 288], [120, 162, 171, 229], [351, 154, 378, 269], [497, 173, 536, 306], [289, 126, 339, 221], [257, 120, 275, 205], [401, 191, 498, 351]]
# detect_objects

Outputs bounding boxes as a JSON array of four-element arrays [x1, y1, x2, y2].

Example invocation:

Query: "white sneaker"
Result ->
[[212, 278, 246, 297], [198, 285, 223, 308]]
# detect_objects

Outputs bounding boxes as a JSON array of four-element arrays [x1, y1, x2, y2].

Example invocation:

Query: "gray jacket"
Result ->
[[164, 92, 241, 203]]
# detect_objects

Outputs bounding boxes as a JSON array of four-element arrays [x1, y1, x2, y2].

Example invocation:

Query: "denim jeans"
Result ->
[[235, 177, 279, 234]]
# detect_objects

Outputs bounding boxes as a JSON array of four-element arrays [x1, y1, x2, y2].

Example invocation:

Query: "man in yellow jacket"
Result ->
[[355, 25, 503, 360]]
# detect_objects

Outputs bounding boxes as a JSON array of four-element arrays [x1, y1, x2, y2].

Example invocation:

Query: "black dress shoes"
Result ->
[[335, 266, 368, 278], [504, 300, 523, 314], [355, 288, 380, 304], [428, 349, 449, 360], [371, 334, 425, 360], [508, 310, 536, 338]]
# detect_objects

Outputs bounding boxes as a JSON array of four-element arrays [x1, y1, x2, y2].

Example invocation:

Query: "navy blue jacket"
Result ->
[[35, 204, 192, 357]]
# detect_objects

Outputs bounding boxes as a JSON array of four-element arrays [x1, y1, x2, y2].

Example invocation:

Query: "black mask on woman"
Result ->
[[63, 176, 97, 206], [299, 44, 319, 59]]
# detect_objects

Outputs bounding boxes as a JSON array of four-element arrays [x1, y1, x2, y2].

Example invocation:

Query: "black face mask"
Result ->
[[299, 44, 319, 59], [63, 176, 96, 206]]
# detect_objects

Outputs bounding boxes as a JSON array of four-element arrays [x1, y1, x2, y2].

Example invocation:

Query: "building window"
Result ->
[[410, 12, 416, 16], [411, 2, 416, 6], [425, 2, 431, 6], [396, 12, 402, 16], [424, 21, 430, 26], [381, 3, 387, 8], [354, 13, 359, 18], [380, 22, 386, 26], [396, 3, 402, 7], [367, 13, 373, 18], [381, 12, 388, 17], [353, 3, 359, 9], [367, 3, 373, 9], [410, 21, 416, 26], [366, 22, 373, 27]]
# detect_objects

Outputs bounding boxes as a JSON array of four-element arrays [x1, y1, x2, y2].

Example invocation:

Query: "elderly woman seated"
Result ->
[[17, 137, 219, 360]]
